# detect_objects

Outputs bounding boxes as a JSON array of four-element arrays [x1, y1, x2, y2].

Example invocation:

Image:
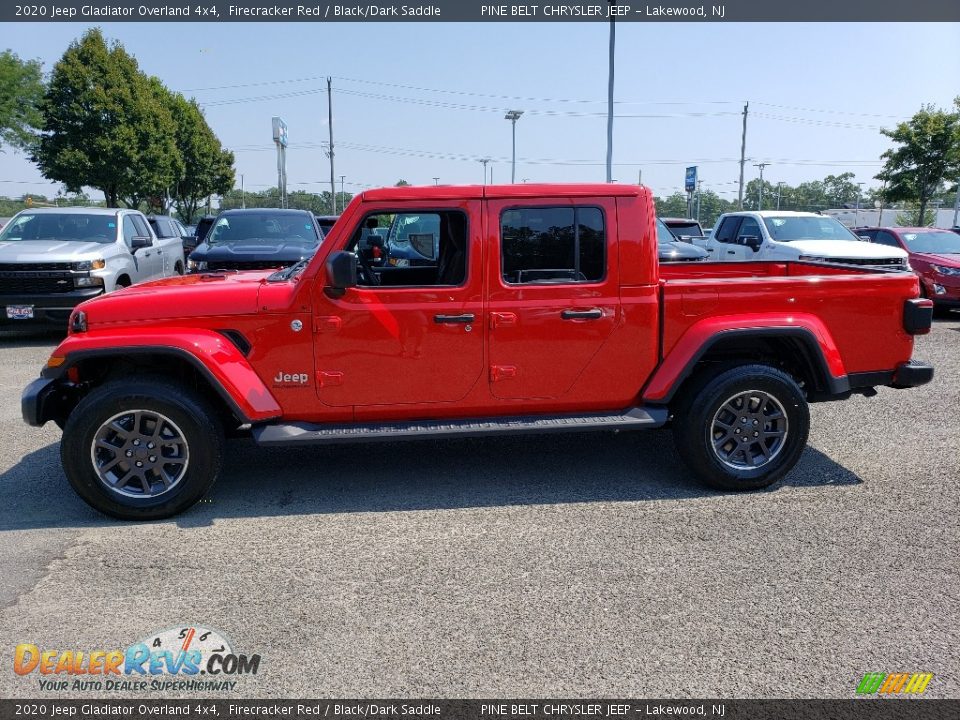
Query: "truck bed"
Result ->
[[655, 260, 922, 390]]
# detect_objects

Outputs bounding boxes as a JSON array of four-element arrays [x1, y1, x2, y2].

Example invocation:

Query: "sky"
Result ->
[[2, 21, 959, 204]]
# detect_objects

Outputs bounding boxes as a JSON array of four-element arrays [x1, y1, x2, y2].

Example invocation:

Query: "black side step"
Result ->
[[252, 407, 668, 447]]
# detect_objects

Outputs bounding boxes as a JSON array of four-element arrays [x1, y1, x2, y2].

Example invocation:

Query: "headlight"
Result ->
[[74, 276, 104, 288], [73, 259, 106, 271], [932, 264, 960, 276], [388, 258, 410, 267], [187, 259, 208, 271]]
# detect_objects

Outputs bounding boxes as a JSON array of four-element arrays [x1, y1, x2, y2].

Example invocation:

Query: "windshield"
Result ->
[[656, 219, 678, 245], [762, 215, 860, 242], [207, 213, 320, 245], [900, 230, 960, 254], [0, 212, 118, 244]]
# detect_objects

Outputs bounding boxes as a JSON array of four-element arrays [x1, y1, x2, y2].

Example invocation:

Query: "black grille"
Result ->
[[0, 276, 75, 294], [208, 261, 288, 271], [0, 262, 73, 271], [828, 257, 906, 268]]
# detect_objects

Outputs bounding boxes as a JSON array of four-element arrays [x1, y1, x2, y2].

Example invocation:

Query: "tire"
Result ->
[[932, 304, 954, 319], [61, 379, 224, 520], [672, 364, 809, 491], [174, 261, 184, 276]]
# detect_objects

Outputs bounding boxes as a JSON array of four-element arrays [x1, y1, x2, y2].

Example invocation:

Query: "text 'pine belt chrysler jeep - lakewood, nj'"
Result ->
[[22, 185, 934, 520]]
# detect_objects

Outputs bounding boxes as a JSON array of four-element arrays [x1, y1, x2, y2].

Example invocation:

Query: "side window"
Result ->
[[173, 220, 187, 237], [121, 216, 138, 248], [346, 210, 467, 288], [875, 231, 900, 247], [500, 206, 605, 285], [714, 217, 740, 244], [132, 215, 151, 238], [736, 217, 762, 242]]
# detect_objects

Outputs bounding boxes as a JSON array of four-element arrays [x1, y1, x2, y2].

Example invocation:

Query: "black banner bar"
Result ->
[[4, 0, 960, 23], [1, 700, 959, 720]]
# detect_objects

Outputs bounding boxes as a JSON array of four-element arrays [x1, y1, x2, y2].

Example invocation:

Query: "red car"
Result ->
[[858, 227, 960, 316]]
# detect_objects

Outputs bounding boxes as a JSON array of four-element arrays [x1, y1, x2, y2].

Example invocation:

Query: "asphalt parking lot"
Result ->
[[0, 317, 957, 700]]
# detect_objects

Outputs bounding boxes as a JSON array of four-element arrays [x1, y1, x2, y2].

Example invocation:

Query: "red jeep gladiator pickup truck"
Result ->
[[22, 184, 933, 520]]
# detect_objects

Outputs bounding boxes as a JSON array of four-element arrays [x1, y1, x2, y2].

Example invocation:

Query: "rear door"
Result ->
[[486, 198, 620, 402]]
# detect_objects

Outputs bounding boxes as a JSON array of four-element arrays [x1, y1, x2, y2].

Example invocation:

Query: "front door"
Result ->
[[486, 198, 620, 401], [312, 201, 484, 408]]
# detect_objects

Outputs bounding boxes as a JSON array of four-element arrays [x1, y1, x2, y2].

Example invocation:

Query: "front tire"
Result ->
[[672, 364, 809, 491], [61, 379, 223, 520]]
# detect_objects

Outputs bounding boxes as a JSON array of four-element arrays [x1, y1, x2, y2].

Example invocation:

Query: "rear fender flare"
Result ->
[[643, 314, 847, 404]]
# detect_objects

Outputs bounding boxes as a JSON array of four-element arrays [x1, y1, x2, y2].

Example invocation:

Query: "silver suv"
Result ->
[[0, 207, 185, 326]]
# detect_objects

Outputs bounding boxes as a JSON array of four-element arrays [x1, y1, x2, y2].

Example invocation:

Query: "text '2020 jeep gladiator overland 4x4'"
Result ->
[[23, 184, 933, 520]]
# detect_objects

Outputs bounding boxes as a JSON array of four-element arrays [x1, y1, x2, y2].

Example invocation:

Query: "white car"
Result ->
[[0, 207, 185, 326], [696, 211, 908, 269]]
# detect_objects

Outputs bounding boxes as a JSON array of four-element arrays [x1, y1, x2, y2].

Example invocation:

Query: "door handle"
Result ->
[[561, 308, 603, 320], [434, 313, 475, 324]]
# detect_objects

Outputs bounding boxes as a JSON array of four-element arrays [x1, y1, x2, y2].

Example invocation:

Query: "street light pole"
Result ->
[[606, 0, 616, 183], [504, 110, 523, 183], [776, 181, 784, 210], [433, 177, 440, 185], [340, 175, 345, 210]]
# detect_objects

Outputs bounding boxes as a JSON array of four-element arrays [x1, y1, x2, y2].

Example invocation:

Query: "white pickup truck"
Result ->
[[0, 207, 185, 327], [696, 211, 908, 269]]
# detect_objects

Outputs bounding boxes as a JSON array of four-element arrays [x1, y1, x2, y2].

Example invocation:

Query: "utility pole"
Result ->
[[953, 177, 960, 227], [504, 111, 523, 183], [433, 177, 439, 185], [854, 182, 865, 226], [606, 0, 617, 183], [753, 162, 768, 210], [776, 181, 784, 210], [878, 180, 887, 226], [738, 101, 749, 209], [241, 173, 245, 209], [327, 77, 336, 215], [340, 175, 346, 210], [638, 169, 642, 186], [479, 158, 490, 185]]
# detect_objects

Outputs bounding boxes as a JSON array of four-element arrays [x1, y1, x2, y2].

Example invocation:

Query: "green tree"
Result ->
[[395, 179, 411, 186], [876, 99, 960, 226], [0, 50, 44, 152], [821, 172, 861, 207], [742, 179, 777, 211], [654, 192, 692, 218], [169, 93, 234, 223], [32, 29, 180, 208]]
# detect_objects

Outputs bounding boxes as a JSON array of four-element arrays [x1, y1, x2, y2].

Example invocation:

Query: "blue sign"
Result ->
[[685, 166, 697, 193]]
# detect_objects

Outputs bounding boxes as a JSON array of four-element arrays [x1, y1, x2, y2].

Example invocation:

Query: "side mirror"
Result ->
[[181, 235, 199, 251], [858, 235, 872, 242], [131, 236, 153, 250], [325, 251, 357, 296], [740, 235, 762, 252]]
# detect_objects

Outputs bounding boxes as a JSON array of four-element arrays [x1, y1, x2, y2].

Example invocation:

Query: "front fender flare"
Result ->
[[44, 328, 282, 424]]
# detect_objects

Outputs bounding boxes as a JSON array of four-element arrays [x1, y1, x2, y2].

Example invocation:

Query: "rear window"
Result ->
[[500, 206, 605, 284], [0, 212, 117, 243]]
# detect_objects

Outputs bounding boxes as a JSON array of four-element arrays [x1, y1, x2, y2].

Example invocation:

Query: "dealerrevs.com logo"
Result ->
[[14, 626, 261, 692]]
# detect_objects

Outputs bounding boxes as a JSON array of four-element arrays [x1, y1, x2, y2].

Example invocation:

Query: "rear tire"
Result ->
[[672, 364, 809, 491], [61, 379, 224, 520]]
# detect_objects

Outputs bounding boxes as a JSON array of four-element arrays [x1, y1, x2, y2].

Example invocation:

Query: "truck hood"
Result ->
[[190, 240, 319, 264], [0, 239, 112, 262], [913, 252, 960, 267], [76, 271, 269, 326], [780, 239, 908, 259]]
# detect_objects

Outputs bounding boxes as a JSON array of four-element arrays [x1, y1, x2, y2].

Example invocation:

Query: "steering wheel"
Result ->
[[355, 250, 380, 286]]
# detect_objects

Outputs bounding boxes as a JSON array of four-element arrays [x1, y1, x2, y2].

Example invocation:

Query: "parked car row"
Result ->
[[1, 195, 956, 331]]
